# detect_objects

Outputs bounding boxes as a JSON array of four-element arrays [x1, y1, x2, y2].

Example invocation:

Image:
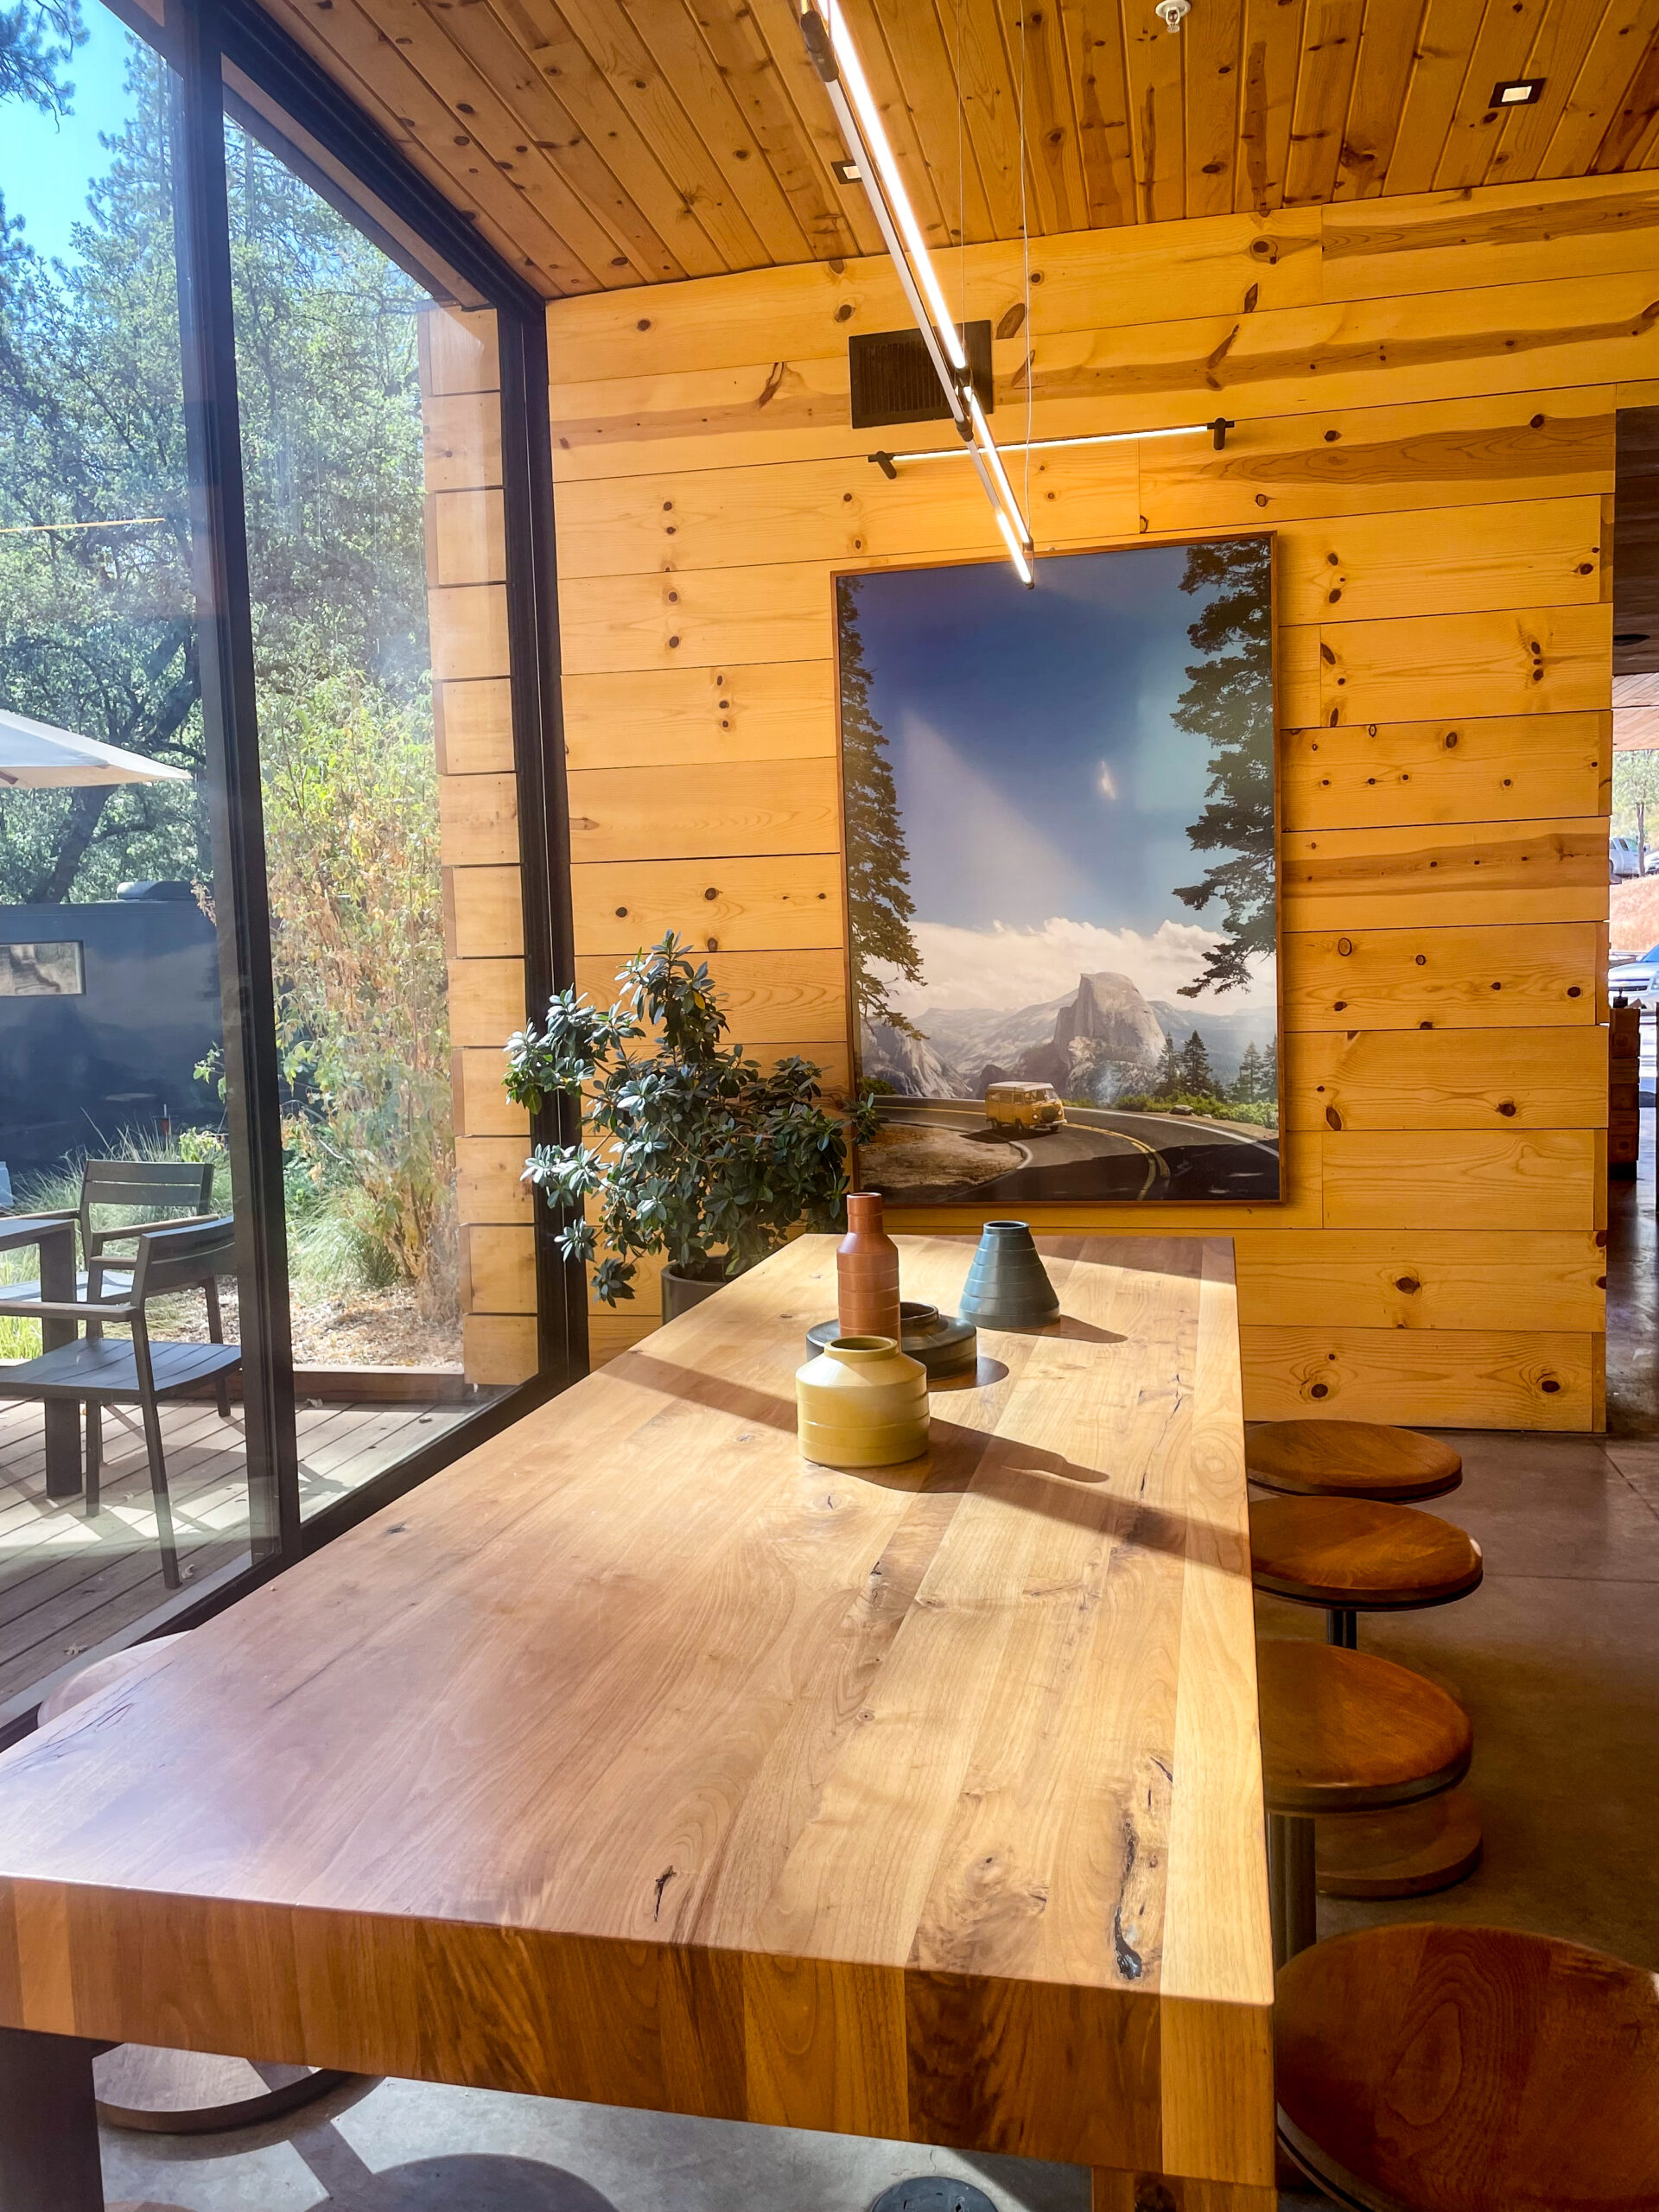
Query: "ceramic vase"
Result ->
[[806, 1300, 977, 1381], [796, 1335, 929, 1468], [838, 1192, 901, 1344], [957, 1220, 1060, 1330]]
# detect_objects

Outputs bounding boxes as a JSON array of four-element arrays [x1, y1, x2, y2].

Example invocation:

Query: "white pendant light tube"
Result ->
[[803, 0, 1035, 581]]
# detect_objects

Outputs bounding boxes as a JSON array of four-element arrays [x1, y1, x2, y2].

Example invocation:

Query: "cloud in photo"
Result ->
[[878, 915, 1277, 1016]]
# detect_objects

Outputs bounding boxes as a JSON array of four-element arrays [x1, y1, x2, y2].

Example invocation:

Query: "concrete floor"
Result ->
[[101, 1146, 1659, 2211]]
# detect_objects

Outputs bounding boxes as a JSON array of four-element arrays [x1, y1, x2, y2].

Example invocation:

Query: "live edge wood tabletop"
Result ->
[[0, 1234, 1274, 2212]]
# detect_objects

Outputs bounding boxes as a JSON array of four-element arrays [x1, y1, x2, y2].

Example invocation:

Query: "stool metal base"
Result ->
[[1267, 1812, 1317, 1969], [869, 2183, 996, 2212]]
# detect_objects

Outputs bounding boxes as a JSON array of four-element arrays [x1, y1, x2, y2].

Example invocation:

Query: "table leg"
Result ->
[[1090, 2172, 1275, 2209], [0, 2026, 105, 2209], [38, 1229, 81, 1504]]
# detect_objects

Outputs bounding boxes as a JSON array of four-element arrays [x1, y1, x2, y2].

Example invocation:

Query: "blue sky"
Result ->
[[840, 542, 1276, 1015], [844, 543, 1222, 934], [1, 2, 139, 264]]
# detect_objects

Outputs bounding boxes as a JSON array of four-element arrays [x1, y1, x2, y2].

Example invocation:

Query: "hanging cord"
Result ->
[[1016, 0, 1033, 530], [956, 0, 967, 333]]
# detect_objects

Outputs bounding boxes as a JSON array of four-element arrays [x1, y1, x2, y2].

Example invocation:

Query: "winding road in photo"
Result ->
[[875, 1098, 1281, 1203]]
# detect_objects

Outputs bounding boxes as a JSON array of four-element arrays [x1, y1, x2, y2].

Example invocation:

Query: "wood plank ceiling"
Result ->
[[259, 0, 1659, 296]]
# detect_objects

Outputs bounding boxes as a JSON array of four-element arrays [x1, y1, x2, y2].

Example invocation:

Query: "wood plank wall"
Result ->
[[419, 306, 538, 1388], [543, 173, 1640, 1428]]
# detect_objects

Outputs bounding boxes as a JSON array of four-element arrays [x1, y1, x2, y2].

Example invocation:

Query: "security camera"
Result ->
[[1154, 0, 1190, 28]]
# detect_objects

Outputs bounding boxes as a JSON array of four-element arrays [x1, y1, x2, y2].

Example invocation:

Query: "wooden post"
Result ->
[[0, 2028, 105, 2210]]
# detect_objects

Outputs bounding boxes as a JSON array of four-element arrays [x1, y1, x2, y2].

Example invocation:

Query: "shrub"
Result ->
[[505, 933, 875, 1305], [260, 675, 454, 1312]]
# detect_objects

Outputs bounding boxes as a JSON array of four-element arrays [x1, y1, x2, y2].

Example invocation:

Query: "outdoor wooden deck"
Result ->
[[0, 1392, 477, 1713]]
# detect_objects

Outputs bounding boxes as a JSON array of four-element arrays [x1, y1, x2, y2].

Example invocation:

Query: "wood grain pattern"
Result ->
[[1286, 1027, 1608, 1131], [531, 173, 1623, 1431], [1275, 1923, 1659, 2212], [1232, 1230, 1607, 1333], [1280, 817, 1608, 929], [1240, 1322, 1597, 1427], [261, 0, 1659, 302], [1249, 1497, 1482, 1607], [1244, 1419, 1462, 1500], [1255, 1640, 1472, 1813], [0, 1236, 1274, 2189], [1281, 712, 1609, 830]]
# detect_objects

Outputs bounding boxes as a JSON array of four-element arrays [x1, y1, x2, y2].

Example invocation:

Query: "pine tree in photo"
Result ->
[[837, 582, 924, 1040], [1172, 536, 1275, 998], [1232, 1042, 1262, 1103], [1179, 1031, 1215, 1096], [1154, 1034, 1184, 1096]]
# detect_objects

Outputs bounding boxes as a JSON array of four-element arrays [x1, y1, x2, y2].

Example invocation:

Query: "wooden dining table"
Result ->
[[0, 1232, 1274, 2210]]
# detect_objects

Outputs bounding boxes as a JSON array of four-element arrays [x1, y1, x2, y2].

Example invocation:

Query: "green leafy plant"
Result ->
[[505, 933, 877, 1306]]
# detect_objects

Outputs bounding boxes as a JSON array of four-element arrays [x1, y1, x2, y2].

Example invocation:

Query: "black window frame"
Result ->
[[2, 0, 582, 1726]]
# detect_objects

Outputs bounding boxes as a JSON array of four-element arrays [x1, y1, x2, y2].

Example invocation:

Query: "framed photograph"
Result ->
[[837, 534, 1280, 1206]]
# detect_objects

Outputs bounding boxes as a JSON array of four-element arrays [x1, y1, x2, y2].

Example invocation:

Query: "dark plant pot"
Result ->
[[661, 1262, 728, 1323], [957, 1221, 1060, 1330]]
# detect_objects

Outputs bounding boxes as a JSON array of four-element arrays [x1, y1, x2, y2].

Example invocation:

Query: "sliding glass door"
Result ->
[[0, 1, 261, 1703], [0, 0, 573, 1721]]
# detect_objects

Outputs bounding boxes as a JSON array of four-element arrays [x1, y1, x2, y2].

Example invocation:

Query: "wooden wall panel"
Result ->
[[422, 304, 536, 1389], [545, 179, 1617, 1424]]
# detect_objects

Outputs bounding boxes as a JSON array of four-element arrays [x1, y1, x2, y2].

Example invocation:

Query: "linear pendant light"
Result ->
[[799, 0, 1036, 587], [869, 417, 1236, 474]]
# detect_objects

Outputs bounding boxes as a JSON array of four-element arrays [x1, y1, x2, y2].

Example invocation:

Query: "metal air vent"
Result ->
[[848, 321, 994, 430]]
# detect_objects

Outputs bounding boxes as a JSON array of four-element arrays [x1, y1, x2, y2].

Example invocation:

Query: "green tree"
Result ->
[[1152, 1034, 1183, 1095], [1179, 1030, 1215, 1095], [0, 46, 431, 906], [1172, 537, 1275, 996], [0, 0, 83, 116], [0, 60, 205, 901], [838, 580, 924, 1039], [1231, 1041, 1262, 1103]]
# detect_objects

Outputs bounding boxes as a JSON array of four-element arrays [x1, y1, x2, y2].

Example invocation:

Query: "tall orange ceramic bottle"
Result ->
[[838, 1192, 900, 1344]]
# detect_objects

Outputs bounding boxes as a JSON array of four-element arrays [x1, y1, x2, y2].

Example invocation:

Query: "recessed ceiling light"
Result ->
[[831, 157, 861, 184], [1491, 78, 1544, 106]]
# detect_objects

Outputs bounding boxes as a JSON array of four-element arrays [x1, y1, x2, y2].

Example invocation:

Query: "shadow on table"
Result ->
[[623, 1353, 1245, 1576]]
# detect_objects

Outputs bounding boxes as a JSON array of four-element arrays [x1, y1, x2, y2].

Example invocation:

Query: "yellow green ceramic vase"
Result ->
[[796, 1335, 929, 1468]]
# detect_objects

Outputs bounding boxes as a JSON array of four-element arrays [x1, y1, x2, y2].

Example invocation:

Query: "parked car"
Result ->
[[1609, 944, 1659, 1007], [1611, 836, 1643, 880], [984, 1080, 1066, 1133]]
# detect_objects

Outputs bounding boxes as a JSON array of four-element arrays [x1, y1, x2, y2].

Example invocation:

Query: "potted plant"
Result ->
[[504, 932, 875, 1320]]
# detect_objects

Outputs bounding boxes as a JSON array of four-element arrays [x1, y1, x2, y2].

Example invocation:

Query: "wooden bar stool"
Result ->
[[38, 1642, 359, 2135], [1275, 1923, 1659, 2209], [1247, 1419, 1461, 1503], [1256, 1639, 1471, 1967], [1250, 1495, 1484, 1899], [1249, 1497, 1483, 1649]]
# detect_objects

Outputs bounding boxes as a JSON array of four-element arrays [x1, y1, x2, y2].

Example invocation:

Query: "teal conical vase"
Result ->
[[957, 1221, 1059, 1330]]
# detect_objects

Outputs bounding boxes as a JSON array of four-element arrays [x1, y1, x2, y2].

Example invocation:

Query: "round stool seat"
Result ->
[[1250, 1497, 1483, 1611], [1276, 1923, 1659, 2212], [38, 1635, 190, 1725], [1257, 1640, 1472, 1815], [1247, 1420, 1462, 1501]]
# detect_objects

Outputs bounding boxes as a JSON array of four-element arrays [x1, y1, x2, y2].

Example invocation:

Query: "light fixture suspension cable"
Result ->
[[803, 0, 1035, 582]]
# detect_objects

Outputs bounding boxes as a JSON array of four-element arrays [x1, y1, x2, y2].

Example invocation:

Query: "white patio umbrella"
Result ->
[[0, 706, 194, 789]]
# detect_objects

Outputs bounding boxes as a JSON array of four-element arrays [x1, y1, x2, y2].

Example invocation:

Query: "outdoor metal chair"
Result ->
[[0, 1157, 216, 1313], [0, 1217, 240, 1590]]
